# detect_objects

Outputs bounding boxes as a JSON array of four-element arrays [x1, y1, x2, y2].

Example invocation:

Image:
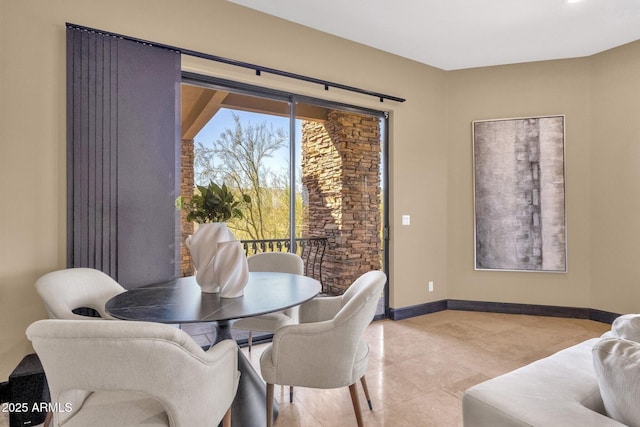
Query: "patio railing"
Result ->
[[240, 237, 328, 292]]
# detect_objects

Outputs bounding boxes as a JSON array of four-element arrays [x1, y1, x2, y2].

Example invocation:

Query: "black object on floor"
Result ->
[[8, 354, 50, 427]]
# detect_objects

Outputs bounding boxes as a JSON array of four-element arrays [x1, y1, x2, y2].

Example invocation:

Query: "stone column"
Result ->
[[180, 138, 195, 276], [301, 110, 382, 294]]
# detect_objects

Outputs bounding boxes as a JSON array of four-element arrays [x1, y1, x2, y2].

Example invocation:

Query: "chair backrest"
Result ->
[[247, 252, 304, 275], [27, 319, 239, 427], [267, 270, 386, 388], [248, 252, 305, 319], [35, 268, 125, 319], [334, 270, 386, 332], [322, 270, 385, 385]]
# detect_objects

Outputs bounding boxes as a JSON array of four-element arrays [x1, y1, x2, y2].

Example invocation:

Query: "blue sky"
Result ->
[[194, 108, 302, 175]]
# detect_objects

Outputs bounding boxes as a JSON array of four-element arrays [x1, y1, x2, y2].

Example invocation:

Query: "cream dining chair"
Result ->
[[35, 268, 125, 319], [232, 252, 305, 351], [260, 270, 386, 427], [27, 319, 240, 427]]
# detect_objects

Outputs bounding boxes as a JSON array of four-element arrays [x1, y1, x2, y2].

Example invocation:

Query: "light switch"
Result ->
[[402, 215, 411, 225]]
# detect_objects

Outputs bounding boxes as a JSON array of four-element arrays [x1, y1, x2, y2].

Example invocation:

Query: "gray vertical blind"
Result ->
[[67, 26, 181, 289]]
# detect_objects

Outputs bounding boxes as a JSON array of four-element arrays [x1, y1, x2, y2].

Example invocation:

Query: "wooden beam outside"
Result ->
[[220, 93, 328, 122], [181, 84, 329, 141], [182, 87, 229, 139]]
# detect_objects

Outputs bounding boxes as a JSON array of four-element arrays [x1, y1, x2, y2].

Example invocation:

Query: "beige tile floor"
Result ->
[[245, 310, 609, 427], [0, 310, 610, 427]]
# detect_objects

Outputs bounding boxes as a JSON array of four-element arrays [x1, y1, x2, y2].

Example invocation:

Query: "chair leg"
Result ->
[[349, 383, 364, 427], [289, 385, 294, 403], [43, 412, 53, 427], [266, 383, 274, 427], [360, 375, 373, 410], [222, 407, 231, 427], [248, 331, 253, 352]]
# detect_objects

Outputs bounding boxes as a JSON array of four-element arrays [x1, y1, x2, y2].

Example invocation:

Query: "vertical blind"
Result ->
[[67, 26, 181, 289]]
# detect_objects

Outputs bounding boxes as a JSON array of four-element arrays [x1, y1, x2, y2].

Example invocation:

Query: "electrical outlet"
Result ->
[[428, 281, 434, 292]]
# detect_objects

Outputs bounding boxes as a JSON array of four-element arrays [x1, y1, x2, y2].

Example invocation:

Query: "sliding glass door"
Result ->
[[180, 75, 388, 316], [294, 99, 388, 317]]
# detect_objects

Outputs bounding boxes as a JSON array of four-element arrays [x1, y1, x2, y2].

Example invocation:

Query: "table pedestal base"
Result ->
[[215, 320, 278, 427]]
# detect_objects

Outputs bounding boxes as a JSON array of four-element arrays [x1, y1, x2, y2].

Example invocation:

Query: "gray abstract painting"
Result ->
[[473, 116, 566, 272]]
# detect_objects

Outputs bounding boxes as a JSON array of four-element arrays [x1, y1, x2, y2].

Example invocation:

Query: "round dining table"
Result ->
[[106, 272, 321, 427]]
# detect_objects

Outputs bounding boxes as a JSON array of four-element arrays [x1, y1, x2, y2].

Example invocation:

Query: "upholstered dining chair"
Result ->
[[260, 270, 386, 427], [35, 268, 125, 319], [27, 319, 240, 427], [232, 252, 305, 351]]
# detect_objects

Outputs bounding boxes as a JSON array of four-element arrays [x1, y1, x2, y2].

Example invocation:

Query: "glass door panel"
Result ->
[[180, 80, 388, 317], [180, 83, 293, 274], [193, 107, 292, 242], [295, 101, 387, 315]]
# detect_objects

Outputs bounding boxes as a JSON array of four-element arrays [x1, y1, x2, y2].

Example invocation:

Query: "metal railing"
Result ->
[[240, 237, 328, 292]]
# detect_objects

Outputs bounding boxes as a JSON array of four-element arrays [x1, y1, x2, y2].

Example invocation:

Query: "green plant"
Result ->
[[176, 182, 251, 223]]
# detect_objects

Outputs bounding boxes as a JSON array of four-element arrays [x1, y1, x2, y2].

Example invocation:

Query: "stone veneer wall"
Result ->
[[301, 110, 382, 294], [180, 138, 195, 276]]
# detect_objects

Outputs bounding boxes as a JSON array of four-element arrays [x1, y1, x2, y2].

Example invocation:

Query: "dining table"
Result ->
[[105, 272, 321, 427]]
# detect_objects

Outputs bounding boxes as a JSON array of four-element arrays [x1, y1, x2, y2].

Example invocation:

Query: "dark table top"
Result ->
[[105, 272, 321, 324]]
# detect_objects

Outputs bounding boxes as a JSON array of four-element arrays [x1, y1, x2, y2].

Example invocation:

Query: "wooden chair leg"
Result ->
[[222, 407, 231, 427], [248, 331, 253, 352], [349, 383, 364, 427], [43, 411, 53, 427], [266, 383, 274, 427], [289, 385, 294, 403], [360, 375, 373, 410]]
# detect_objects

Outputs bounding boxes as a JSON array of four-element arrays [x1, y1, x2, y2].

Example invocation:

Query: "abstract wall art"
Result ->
[[473, 115, 567, 272]]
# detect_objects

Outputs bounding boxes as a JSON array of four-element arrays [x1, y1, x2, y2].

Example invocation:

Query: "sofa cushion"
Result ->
[[610, 314, 640, 342], [593, 337, 640, 427]]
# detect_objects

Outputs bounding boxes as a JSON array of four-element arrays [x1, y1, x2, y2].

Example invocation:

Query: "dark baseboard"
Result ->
[[388, 300, 448, 320], [237, 333, 274, 348], [388, 299, 621, 325], [589, 308, 621, 324], [448, 300, 592, 318]]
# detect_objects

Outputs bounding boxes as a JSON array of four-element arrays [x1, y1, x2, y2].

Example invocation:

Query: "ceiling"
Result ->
[[228, 0, 640, 70]]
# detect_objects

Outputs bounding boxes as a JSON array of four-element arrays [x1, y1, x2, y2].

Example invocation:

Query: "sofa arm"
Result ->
[[462, 339, 626, 427]]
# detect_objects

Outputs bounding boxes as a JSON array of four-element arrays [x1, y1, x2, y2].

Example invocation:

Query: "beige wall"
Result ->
[[446, 43, 640, 314], [0, 0, 448, 379], [446, 58, 593, 307], [590, 41, 640, 314], [1, 0, 639, 380]]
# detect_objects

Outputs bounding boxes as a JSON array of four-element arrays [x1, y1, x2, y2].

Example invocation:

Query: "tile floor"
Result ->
[[245, 310, 609, 427], [0, 310, 610, 427]]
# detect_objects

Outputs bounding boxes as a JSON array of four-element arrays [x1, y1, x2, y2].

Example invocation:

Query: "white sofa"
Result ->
[[463, 315, 640, 427]]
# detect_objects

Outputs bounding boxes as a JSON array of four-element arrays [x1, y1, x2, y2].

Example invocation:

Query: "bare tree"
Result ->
[[194, 113, 289, 240]]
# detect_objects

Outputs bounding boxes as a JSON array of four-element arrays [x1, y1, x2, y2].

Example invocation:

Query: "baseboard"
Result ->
[[588, 308, 620, 324], [388, 300, 447, 320], [388, 299, 620, 324], [448, 300, 592, 318], [234, 333, 274, 349]]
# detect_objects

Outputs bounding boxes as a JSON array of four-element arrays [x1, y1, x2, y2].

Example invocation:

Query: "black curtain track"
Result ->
[[66, 23, 406, 104]]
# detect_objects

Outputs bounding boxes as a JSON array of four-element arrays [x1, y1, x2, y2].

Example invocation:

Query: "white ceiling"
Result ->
[[228, 0, 640, 70]]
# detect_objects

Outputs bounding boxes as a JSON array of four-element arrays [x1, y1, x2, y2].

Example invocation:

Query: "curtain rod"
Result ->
[[66, 23, 406, 103]]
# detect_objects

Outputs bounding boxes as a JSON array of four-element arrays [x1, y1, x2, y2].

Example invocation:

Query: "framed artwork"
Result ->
[[473, 115, 567, 272]]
